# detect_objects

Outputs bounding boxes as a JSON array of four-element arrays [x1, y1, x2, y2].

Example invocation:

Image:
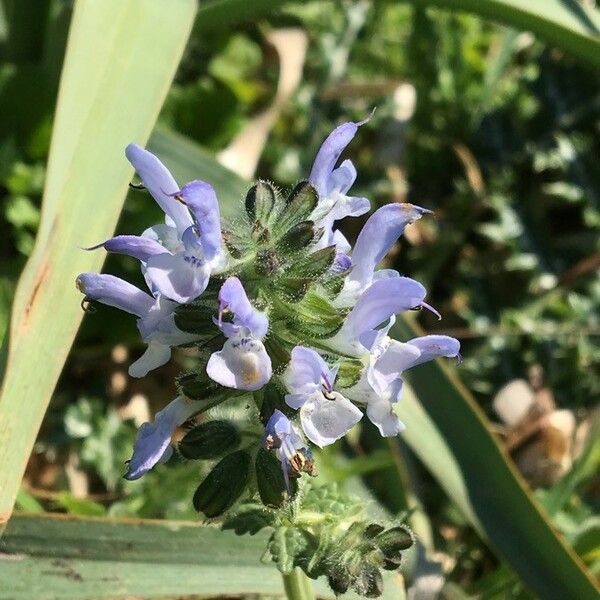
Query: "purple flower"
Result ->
[[264, 410, 314, 493], [335, 202, 432, 306], [309, 121, 371, 251], [206, 277, 272, 391], [344, 316, 461, 436], [330, 276, 428, 355], [87, 145, 225, 304], [124, 396, 202, 480], [283, 347, 362, 447], [76, 273, 198, 377]]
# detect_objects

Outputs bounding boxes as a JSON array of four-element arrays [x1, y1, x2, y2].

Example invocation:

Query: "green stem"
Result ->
[[282, 567, 315, 600]]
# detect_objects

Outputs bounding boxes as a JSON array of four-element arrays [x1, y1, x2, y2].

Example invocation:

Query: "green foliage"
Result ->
[[179, 419, 241, 460], [1, 1, 599, 599], [193, 450, 252, 517], [0, 513, 314, 599], [0, 0, 198, 527], [256, 446, 299, 506], [65, 397, 137, 491], [225, 483, 414, 597]]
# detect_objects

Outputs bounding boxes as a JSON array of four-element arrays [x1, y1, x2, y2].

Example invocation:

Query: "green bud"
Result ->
[[328, 567, 351, 595], [275, 180, 318, 234], [353, 565, 383, 598], [276, 221, 317, 253], [375, 526, 414, 562], [286, 245, 336, 280], [256, 447, 297, 506], [193, 450, 251, 518], [255, 249, 280, 276], [364, 524, 385, 539], [245, 180, 276, 224], [179, 420, 241, 460]]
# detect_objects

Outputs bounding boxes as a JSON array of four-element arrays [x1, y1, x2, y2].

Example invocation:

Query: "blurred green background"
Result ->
[[0, 1, 598, 598]]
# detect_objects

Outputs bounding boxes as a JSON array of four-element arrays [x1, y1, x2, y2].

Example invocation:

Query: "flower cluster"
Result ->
[[77, 119, 460, 490]]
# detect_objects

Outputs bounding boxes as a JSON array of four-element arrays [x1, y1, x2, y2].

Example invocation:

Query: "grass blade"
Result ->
[[394, 317, 600, 599], [0, 513, 404, 599], [0, 0, 196, 528]]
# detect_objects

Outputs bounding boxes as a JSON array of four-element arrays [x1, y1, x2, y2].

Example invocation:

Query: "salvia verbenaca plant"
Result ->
[[76, 119, 460, 596]]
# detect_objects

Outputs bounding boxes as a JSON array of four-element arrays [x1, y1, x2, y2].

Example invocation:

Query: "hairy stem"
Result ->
[[282, 567, 315, 600]]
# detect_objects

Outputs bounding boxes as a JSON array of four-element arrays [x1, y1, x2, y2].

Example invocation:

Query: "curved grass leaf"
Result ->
[[0, 513, 404, 599], [393, 316, 600, 599], [0, 0, 196, 528], [196, 0, 600, 67]]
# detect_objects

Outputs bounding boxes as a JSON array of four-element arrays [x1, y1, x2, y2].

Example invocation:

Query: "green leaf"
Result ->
[[193, 450, 252, 518], [52, 492, 107, 517], [222, 503, 276, 535], [0, 513, 293, 598], [419, 0, 600, 66], [277, 289, 345, 339], [196, 0, 600, 67], [14, 489, 43, 514], [268, 525, 309, 575], [0, 0, 197, 529], [174, 297, 219, 334], [2, 513, 400, 599], [276, 221, 319, 254], [392, 316, 600, 599], [179, 420, 241, 460]]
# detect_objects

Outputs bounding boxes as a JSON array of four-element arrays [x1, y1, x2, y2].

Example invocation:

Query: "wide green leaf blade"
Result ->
[[393, 317, 600, 599], [196, 0, 600, 67], [0, 513, 404, 599], [0, 0, 196, 527]]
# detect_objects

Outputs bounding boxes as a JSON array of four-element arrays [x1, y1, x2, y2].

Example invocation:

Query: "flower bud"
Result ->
[[363, 524, 385, 539], [374, 525, 414, 563], [275, 180, 318, 234], [193, 450, 251, 517], [335, 358, 364, 389], [179, 420, 241, 460], [328, 567, 351, 595], [353, 565, 383, 598], [245, 180, 276, 224], [276, 221, 317, 253]]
